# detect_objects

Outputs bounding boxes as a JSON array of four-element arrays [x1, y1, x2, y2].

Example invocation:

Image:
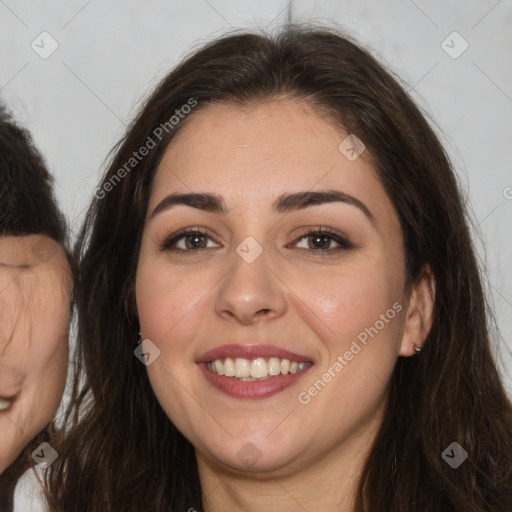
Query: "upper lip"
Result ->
[[196, 344, 313, 364]]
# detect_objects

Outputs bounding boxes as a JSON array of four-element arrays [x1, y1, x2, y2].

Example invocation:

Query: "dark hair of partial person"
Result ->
[[0, 105, 75, 512], [44, 24, 512, 511]]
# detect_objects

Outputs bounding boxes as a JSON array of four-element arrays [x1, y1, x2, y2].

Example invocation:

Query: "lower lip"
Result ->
[[198, 363, 312, 399]]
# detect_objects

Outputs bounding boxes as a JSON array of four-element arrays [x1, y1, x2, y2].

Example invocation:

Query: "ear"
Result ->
[[399, 265, 436, 357]]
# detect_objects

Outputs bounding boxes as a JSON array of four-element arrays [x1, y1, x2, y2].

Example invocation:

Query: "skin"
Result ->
[[135, 99, 435, 511], [0, 234, 71, 474]]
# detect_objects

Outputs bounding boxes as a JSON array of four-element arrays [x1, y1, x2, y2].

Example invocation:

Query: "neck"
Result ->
[[197, 413, 383, 512]]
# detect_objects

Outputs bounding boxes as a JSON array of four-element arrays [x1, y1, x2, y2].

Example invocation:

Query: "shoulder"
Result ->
[[13, 469, 46, 512]]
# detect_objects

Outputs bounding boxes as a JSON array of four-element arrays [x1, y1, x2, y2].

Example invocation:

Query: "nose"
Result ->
[[214, 243, 288, 326]]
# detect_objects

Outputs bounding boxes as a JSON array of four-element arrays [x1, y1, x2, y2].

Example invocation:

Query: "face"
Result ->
[[0, 234, 71, 474], [135, 99, 420, 477]]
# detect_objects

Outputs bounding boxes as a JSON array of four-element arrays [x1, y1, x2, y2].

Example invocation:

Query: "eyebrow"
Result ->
[[150, 189, 376, 225]]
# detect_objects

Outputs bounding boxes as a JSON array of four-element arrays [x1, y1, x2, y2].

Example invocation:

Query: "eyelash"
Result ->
[[158, 226, 353, 255]]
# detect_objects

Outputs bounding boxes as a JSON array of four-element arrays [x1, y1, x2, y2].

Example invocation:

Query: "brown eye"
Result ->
[[293, 228, 353, 253], [159, 228, 220, 252]]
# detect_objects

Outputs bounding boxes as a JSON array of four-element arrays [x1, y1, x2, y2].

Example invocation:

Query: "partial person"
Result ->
[[0, 106, 73, 512]]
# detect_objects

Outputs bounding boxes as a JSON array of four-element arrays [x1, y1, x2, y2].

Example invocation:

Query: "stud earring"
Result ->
[[413, 343, 422, 353]]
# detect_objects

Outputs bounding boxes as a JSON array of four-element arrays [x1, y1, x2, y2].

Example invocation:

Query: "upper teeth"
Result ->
[[0, 398, 12, 411], [206, 357, 311, 379]]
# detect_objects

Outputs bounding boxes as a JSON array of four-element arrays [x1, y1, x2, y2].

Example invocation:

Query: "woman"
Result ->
[[46, 26, 512, 511], [0, 106, 74, 511]]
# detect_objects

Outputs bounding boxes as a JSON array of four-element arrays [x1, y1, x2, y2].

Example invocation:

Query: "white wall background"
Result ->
[[1, 0, 511, 508]]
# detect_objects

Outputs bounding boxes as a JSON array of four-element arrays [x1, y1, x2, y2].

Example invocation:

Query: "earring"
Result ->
[[413, 343, 422, 353]]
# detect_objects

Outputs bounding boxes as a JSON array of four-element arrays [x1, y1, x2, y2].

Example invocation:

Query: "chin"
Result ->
[[195, 428, 306, 476]]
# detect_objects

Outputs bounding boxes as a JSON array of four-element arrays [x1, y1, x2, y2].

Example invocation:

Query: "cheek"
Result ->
[[33, 334, 68, 392], [23, 345, 68, 437], [298, 259, 403, 344], [289, 260, 405, 415], [136, 265, 207, 342], [291, 267, 403, 434], [27, 306, 70, 425], [135, 261, 213, 433]]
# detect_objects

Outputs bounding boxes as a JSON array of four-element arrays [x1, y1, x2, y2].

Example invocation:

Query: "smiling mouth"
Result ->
[[0, 397, 13, 412], [206, 357, 313, 381]]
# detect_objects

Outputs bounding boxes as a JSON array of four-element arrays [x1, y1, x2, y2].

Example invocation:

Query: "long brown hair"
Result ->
[[46, 25, 512, 511]]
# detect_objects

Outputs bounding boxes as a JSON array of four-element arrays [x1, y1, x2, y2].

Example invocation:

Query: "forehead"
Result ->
[[0, 234, 70, 273], [150, 100, 397, 230]]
